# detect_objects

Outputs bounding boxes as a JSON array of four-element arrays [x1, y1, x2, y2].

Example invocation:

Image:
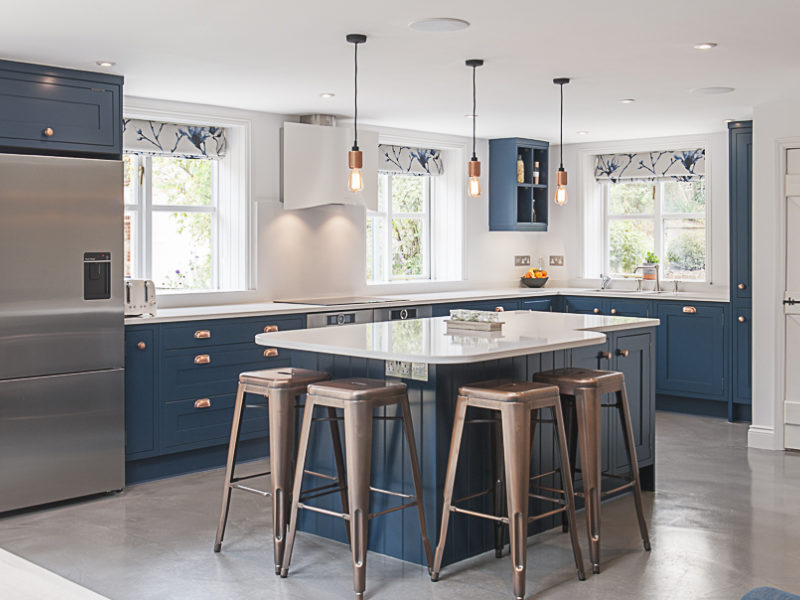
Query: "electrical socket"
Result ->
[[514, 255, 531, 267], [549, 255, 564, 266]]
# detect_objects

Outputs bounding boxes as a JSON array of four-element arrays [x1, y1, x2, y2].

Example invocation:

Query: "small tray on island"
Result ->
[[444, 319, 505, 332]]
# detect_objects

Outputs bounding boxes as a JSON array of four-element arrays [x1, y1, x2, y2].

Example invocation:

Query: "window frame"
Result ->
[[125, 153, 220, 290], [367, 172, 432, 283], [602, 179, 708, 281]]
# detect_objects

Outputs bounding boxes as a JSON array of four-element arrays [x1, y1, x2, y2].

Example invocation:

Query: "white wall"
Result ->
[[540, 133, 730, 292], [748, 97, 800, 450]]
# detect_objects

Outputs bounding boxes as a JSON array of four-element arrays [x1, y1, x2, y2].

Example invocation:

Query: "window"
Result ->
[[366, 173, 431, 282], [124, 154, 219, 290], [605, 179, 707, 280]]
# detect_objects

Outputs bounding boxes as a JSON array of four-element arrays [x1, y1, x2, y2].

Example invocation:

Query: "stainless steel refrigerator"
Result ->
[[0, 154, 124, 512]]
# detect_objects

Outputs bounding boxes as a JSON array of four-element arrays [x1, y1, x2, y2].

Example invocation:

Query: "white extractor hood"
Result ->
[[281, 121, 378, 210]]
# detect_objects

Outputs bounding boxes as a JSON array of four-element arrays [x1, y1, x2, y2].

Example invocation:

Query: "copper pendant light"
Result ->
[[466, 59, 484, 198], [553, 77, 570, 206], [347, 33, 367, 192]]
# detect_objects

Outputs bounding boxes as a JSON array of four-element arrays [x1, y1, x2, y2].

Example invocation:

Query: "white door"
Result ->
[[784, 148, 800, 449]]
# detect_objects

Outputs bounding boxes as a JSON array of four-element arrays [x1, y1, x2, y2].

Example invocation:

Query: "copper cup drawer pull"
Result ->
[[194, 398, 211, 409], [194, 330, 211, 339], [263, 325, 279, 333], [263, 348, 279, 358], [682, 306, 697, 314], [599, 351, 612, 360], [194, 354, 211, 365], [617, 348, 630, 357]]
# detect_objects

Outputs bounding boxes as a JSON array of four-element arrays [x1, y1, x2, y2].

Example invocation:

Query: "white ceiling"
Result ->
[[3, 0, 800, 143]]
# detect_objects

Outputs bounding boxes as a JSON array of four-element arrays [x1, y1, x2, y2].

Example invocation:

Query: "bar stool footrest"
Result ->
[[231, 483, 271, 497]]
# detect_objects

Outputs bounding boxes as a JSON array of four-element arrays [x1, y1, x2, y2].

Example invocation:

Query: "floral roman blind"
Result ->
[[123, 119, 227, 158], [594, 149, 705, 183], [378, 144, 444, 176]]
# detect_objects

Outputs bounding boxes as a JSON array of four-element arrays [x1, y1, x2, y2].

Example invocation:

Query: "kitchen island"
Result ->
[[255, 310, 659, 567]]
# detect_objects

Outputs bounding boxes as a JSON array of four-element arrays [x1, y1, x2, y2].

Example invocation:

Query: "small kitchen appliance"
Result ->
[[125, 279, 157, 317]]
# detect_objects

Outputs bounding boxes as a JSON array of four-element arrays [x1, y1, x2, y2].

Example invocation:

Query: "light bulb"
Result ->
[[348, 168, 363, 193], [468, 176, 481, 198], [555, 185, 567, 206]]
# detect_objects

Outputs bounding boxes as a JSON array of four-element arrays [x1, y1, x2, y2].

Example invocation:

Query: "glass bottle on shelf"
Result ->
[[533, 161, 540, 184], [517, 154, 525, 183]]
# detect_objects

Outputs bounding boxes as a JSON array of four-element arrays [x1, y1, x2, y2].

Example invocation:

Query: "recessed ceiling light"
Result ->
[[95, 60, 115, 68], [620, 98, 636, 104], [693, 42, 718, 50], [320, 92, 335, 99], [409, 18, 470, 33], [692, 86, 735, 95], [577, 130, 589, 135]]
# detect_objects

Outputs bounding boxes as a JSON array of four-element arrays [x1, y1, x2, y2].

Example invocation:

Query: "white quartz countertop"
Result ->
[[125, 286, 727, 325], [254, 311, 660, 365]]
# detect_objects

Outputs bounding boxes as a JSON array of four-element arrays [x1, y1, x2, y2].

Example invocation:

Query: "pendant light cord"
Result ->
[[471, 64, 477, 161], [559, 81, 564, 169], [353, 41, 359, 150]]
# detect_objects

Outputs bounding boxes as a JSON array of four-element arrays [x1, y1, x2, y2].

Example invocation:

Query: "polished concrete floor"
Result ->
[[1, 412, 799, 600]]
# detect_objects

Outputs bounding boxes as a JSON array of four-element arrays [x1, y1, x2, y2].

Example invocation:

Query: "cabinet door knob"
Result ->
[[617, 348, 630, 357], [194, 354, 211, 365], [264, 325, 279, 333], [593, 308, 600, 314], [682, 306, 697, 314], [137, 341, 146, 350], [599, 351, 612, 360], [263, 348, 279, 357], [738, 283, 746, 290], [738, 315, 746, 323], [494, 306, 505, 312], [194, 398, 211, 409], [193, 329, 211, 339], [42, 127, 54, 137], [610, 308, 617, 315]]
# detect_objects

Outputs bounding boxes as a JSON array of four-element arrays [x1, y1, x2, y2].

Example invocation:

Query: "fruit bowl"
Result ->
[[521, 277, 548, 288]]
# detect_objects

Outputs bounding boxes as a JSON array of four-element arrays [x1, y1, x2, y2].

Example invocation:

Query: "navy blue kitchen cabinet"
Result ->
[[125, 326, 159, 459], [432, 298, 520, 317], [656, 302, 727, 400], [0, 59, 123, 158], [124, 313, 306, 483], [732, 303, 752, 412], [519, 297, 554, 311], [563, 296, 651, 317], [729, 121, 753, 301], [728, 121, 753, 416], [489, 137, 550, 231]]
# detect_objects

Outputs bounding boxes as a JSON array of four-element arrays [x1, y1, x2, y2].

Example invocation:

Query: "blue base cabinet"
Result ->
[[0, 59, 123, 159], [656, 302, 727, 401], [124, 314, 305, 484]]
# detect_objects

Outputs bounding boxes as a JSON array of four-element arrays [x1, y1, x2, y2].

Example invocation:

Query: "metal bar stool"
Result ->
[[532, 368, 651, 574], [213, 367, 345, 577], [431, 380, 586, 600], [281, 378, 434, 600]]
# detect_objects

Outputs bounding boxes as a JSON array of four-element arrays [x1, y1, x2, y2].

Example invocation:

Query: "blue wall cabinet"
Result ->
[[729, 122, 753, 301], [0, 60, 123, 158], [124, 326, 159, 459], [656, 303, 727, 400], [489, 138, 550, 231]]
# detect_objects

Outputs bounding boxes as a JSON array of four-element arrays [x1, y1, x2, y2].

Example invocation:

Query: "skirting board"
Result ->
[[784, 423, 800, 450], [748, 425, 778, 450]]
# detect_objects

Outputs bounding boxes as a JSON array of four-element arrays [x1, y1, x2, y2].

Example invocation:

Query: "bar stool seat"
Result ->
[[533, 367, 651, 574], [431, 379, 585, 600], [281, 378, 434, 600], [213, 367, 336, 577]]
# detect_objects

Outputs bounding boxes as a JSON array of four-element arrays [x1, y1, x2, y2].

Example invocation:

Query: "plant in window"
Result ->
[[644, 251, 659, 265]]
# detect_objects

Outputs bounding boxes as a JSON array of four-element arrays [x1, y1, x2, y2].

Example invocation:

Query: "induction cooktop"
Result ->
[[275, 296, 405, 306]]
